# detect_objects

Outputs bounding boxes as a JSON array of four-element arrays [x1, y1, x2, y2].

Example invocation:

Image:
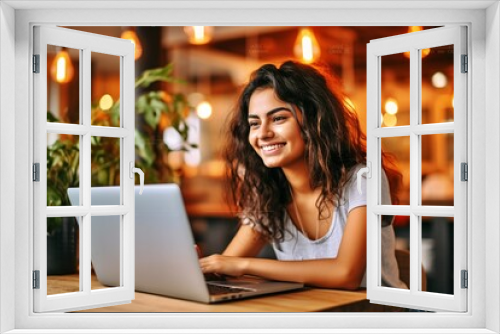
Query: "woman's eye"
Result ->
[[273, 116, 286, 122], [249, 122, 259, 128]]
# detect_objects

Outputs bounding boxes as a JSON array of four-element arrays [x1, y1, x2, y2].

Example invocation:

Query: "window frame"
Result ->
[[366, 26, 468, 312], [0, 1, 497, 333]]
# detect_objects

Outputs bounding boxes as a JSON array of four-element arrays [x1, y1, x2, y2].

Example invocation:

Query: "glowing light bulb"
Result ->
[[384, 98, 399, 115], [120, 30, 143, 60], [99, 94, 114, 110], [184, 26, 214, 45], [196, 101, 212, 119], [432, 72, 447, 88], [50, 49, 74, 84], [294, 28, 321, 64]]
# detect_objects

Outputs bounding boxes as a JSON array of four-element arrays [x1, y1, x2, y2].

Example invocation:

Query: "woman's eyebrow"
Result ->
[[248, 107, 292, 119]]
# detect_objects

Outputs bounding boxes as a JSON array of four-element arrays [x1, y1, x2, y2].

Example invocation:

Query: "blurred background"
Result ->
[[46, 26, 455, 296]]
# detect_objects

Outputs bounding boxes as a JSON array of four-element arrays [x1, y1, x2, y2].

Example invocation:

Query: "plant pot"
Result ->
[[47, 217, 78, 275]]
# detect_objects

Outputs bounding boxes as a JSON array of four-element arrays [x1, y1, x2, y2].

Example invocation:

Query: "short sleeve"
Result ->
[[346, 165, 368, 213]]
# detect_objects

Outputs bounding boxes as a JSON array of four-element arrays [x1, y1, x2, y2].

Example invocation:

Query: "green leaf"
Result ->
[[135, 130, 155, 166], [47, 111, 60, 122], [135, 64, 176, 88]]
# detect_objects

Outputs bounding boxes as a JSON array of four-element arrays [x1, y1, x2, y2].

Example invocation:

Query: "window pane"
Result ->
[[91, 136, 121, 205], [47, 134, 80, 207], [421, 216, 454, 294], [381, 52, 410, 127], [91, 52, 120, 127], [47, 216, 80, 295], [381, 215, 410, 290], [421, 45, 454, 124], [91, 215, 122, 290], [381, 136, 410, 205], [421, 133, 454, 206], [47, 45, 80, 124]]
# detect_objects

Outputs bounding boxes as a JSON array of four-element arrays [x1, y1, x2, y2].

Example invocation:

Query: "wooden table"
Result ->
[[47, 274, 397, 312]]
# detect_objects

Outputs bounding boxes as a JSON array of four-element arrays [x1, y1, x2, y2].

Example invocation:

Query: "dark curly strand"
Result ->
[[224, 61, 401, 241]]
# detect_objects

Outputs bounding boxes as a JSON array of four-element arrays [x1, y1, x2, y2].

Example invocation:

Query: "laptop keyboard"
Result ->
[[207, 283, 249, 296]]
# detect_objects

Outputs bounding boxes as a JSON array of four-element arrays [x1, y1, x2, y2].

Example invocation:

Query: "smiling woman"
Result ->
[[200, 61, 406, 290]]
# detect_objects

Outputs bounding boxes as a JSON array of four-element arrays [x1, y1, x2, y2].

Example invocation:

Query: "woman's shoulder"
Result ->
[[345, 163, 367, 183]]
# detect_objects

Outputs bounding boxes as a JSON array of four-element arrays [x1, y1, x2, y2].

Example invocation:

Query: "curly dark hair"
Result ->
[[224, 60, 401, 241]]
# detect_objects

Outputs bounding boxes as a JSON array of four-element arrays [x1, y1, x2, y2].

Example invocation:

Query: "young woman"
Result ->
[[199, 61, 406, 290]]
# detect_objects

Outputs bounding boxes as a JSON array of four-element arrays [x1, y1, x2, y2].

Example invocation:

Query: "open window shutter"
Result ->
[[366, 26, 467, 312], [33, 26, 136, 312]]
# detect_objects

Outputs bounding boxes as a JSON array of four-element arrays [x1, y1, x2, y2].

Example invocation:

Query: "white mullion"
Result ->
[[375, 54, 383, 288], [365, 45, 378, 296], [46, 206, 89, 217], [372, 205, 411, 215], [372, 205, 454, 217], [46, 123, 89, 135], [122, 46, 135, 296], [372, 126, 411, 138], [81, 47, 92, 294], [412, 205, 454, 217], [90, 206, 129, 216], [119, 55, 125, 288], [372, 123, 453, 138], [78, 48, 84, 293], [409, 47, 420, 294], [89, 126, 129, 138], [413, 122, 454, 135]]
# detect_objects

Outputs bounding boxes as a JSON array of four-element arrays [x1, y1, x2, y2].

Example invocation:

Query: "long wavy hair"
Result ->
[[224, 61, 401, 241]]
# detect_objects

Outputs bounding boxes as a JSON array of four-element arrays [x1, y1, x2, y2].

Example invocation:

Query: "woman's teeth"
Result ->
[[261, 144, 285, 151]]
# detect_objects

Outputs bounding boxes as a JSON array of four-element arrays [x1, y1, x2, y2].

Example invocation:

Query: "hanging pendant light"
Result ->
[[184, 26, 214, 45], [120, 28, 143, 60], [50, 48, 75, 84], [294, 28, 321, 64]]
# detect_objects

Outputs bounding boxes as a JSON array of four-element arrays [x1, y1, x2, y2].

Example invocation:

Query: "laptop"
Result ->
[[67, 184, 303, 303]]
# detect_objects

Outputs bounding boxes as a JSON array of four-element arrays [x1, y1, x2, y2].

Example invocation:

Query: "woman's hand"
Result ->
[[199, 254, 249, 277]]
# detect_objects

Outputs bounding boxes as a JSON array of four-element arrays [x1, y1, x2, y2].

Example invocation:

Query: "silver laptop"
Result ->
[[67, 184, 303, 303]]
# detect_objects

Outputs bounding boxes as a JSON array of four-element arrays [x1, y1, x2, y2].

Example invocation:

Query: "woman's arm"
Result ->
[[222, 223, 268, 257], [200, 206, 367, 290]]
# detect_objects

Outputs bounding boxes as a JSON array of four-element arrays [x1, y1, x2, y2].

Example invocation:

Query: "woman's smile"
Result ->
[[261, 143, 286, 154]]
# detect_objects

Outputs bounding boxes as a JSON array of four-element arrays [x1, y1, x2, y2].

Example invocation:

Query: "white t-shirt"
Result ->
[[272, 164, 407, 289]]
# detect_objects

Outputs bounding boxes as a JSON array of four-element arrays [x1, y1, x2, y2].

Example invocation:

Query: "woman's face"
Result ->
[[247, 88, 306, 170]]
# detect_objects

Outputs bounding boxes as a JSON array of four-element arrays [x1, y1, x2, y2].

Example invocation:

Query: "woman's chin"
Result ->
[[262, 159, 281, 168]]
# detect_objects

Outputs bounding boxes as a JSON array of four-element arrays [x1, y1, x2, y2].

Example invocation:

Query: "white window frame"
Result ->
[[366, 26, 468, 312], [33, 25, 136, 313], [0, 1, 498, 333]]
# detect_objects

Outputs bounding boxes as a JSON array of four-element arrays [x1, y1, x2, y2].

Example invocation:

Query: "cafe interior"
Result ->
[[46, 26, 455, 308]]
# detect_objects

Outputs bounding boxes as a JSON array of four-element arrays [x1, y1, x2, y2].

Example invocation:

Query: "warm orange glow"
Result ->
[[50, 49, 74, 84], [184, 26, 214, 45], [294, 28, 321, 64], [404, 27, 430, 58], [120, 30, 143, 60], [382, 113, 398, 127]]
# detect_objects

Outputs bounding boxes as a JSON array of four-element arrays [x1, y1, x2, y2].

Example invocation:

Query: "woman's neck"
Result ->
[[282, 163, 314, 196]]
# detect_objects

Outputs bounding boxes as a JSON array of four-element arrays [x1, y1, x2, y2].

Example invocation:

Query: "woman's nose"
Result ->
[[257, 123, 273, 139]]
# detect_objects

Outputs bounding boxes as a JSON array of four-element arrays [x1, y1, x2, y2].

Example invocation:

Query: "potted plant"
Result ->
[[46, 64, 195, 274]]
